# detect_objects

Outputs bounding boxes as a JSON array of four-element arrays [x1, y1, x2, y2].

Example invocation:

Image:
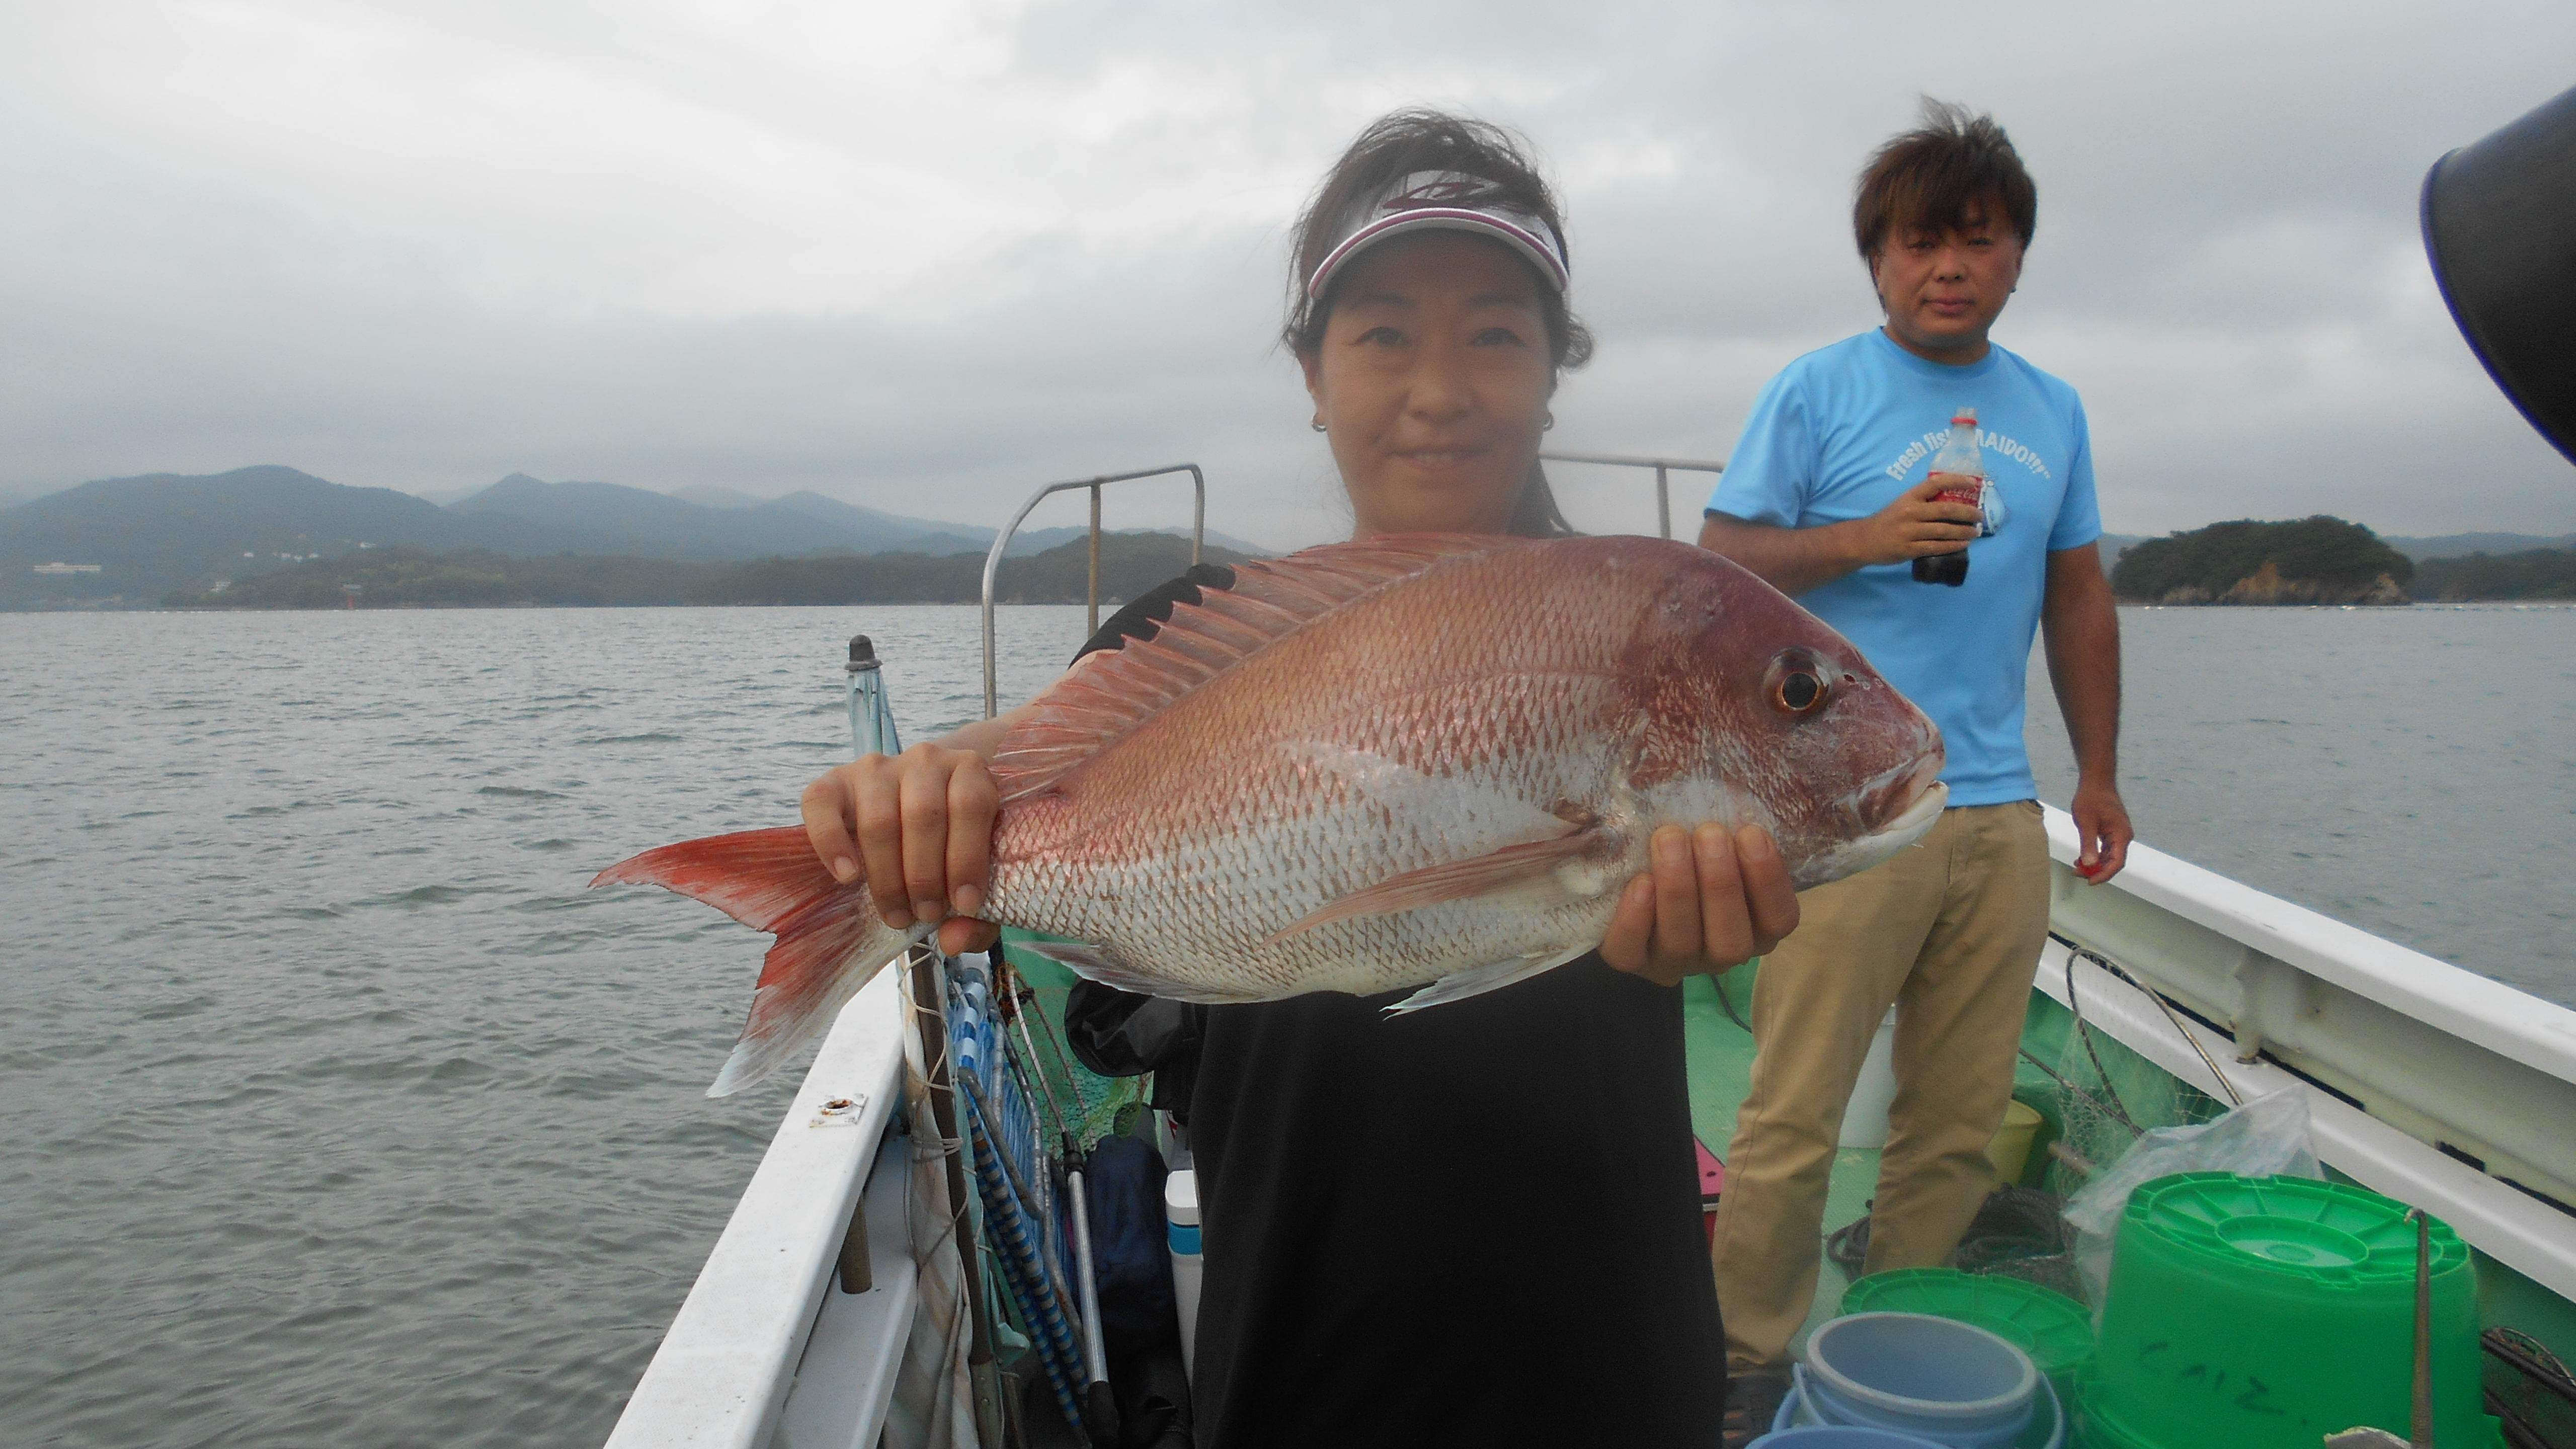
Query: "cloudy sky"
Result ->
[[5, 1, 2571, 549]]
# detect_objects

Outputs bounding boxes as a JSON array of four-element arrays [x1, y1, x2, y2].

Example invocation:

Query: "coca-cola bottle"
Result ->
[[1912, 406, 1983, 587]]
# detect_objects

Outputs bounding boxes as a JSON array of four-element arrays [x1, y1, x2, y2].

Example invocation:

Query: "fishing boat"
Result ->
[[590, 449, 2575, 1449], [602, 92, 2576, 1448]]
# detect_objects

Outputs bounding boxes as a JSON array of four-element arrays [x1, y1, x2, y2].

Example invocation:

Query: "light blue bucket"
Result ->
[[1748, 1426, 1945, 1447], [1775, 1368, 2063, 1449], [1790, 1313, 2046, 1448]]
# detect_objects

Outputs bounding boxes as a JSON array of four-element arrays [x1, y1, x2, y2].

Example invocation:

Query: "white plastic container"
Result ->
[[1165, 1168, 1201, 1383], [1837, 1007, 1901, 1149]]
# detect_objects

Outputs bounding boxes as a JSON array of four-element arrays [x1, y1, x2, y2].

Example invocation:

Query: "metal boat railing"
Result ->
[[981, 464, 1205, 718], [1538, 451, 1724, 540]]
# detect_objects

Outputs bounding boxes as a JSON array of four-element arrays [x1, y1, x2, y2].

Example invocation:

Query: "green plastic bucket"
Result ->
[[1840, 1269, 2092, 1391], [2087, 1173, 2485, 1449], [2072, 1370, 2506, 1449]]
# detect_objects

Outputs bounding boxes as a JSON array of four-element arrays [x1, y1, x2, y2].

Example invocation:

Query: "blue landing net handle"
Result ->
[[960, 1074, 1088, 1433], [981, 463, 1206, 719], [845, 634, 903, 760], [1536, 451, 1726, 541]]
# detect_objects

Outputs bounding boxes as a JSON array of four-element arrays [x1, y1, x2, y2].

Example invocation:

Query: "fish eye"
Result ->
[[1765, 652, 1832, 717]]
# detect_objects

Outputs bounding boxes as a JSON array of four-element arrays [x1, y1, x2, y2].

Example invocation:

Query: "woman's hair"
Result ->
[[1853, 98, 2037, 267], [1285, 109, 1590, 538]]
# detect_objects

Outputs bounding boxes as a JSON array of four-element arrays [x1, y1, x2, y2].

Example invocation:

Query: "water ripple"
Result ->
[[0, 604, 1088, 1447]]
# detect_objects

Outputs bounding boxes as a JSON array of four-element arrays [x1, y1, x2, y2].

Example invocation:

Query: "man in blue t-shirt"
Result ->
[[1698, 101, 2131, 1437]]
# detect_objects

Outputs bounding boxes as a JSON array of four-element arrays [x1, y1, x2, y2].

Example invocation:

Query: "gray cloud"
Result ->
[[4, 0, 2571, 549]]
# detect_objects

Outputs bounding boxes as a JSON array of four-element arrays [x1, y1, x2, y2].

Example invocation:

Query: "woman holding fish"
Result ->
[[613, 109, 1949, 1446]]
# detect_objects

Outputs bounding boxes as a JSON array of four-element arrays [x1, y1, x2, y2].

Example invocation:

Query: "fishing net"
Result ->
[[2484, 1327, 2576, 1449], [1822, 944, 2234, 1306], [1007, 990, 1139, 1153], [1824, 1185, 2083, 1302], [1995, 948, 2227, 1305], [979, 948, 1144, 1150], [2040, 1005, 2225, 1202]]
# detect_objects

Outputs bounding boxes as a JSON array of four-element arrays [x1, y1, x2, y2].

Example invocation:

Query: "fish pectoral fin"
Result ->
[[1260, 827, 1613, 945], [1384, 944, 1597, 1015]]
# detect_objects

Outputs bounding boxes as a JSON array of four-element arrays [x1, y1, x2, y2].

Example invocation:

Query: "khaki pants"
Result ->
[[1710, 801, 2052, 1370]]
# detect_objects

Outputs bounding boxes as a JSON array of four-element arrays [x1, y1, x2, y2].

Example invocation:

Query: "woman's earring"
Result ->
[[1541, 412, 1556, 432], [1311, 419, 1327, 433]]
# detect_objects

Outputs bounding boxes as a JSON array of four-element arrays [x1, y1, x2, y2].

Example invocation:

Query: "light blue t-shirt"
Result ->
[[1707, 329, 2102, 807]]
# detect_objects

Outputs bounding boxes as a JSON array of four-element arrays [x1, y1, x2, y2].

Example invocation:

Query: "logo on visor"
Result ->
[[1383, 177, 1504, 212]]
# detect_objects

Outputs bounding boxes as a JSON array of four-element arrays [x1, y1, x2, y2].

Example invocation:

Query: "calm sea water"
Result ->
[[3, 600, 2570, 1446], [2024, 603, 2576, 1004]]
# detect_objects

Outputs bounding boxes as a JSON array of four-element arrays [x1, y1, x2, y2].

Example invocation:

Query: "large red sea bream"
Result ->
[[598, 534, 1945, 1095]]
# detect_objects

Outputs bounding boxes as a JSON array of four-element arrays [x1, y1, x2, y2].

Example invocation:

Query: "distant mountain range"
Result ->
[[168, 532, 1259, 610], [0, 466, 1271, 607], [2093, 529, 2576, 571], [2379, 530, 2576, 559], [7, 462, 2569, 609]]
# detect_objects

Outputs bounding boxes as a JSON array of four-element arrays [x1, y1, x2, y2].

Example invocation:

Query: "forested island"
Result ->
[[164, 532, 1251, 609], [2110, 516, 2416, 604]]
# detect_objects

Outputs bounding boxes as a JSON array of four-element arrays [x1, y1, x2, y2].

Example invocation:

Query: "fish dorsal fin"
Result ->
[[991, 534, 1515, 802]]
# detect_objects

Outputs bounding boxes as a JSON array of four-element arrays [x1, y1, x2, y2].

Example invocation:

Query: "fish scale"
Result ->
[[596, 533, 1948, 1095]]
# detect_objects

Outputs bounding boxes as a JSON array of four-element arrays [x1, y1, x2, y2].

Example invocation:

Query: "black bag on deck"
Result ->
[[1062, 981, 1204, 1119], [1083, 1135, 1179, 1356]]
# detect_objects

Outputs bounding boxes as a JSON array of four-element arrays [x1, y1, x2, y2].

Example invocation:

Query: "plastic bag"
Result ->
[[2061, 1086, 2323, 1311]]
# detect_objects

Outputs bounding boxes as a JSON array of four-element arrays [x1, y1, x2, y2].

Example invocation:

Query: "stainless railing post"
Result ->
[[981, 464, 1209, 719], [1539, 452, 1726, 541]]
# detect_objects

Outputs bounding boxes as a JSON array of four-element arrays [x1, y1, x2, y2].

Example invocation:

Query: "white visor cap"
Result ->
[[1305, 170, 1570, 301]]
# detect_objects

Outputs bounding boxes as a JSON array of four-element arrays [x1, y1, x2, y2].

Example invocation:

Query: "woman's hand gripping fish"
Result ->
[[595, 534, 1946, 1095]]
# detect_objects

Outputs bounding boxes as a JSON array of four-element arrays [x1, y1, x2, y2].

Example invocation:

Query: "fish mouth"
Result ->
[[1797, 780, 1947, 890], [1865, 778, 1947, 849], [1848, 750, 1946, 835]]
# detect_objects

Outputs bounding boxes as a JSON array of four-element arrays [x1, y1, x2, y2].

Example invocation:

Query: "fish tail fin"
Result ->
[[593, 827, 917, 1097]]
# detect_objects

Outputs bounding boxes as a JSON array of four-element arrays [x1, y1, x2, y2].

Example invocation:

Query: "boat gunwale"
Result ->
[[603, 970, 910, 1449], [2040, 809, 2576, 1089]]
